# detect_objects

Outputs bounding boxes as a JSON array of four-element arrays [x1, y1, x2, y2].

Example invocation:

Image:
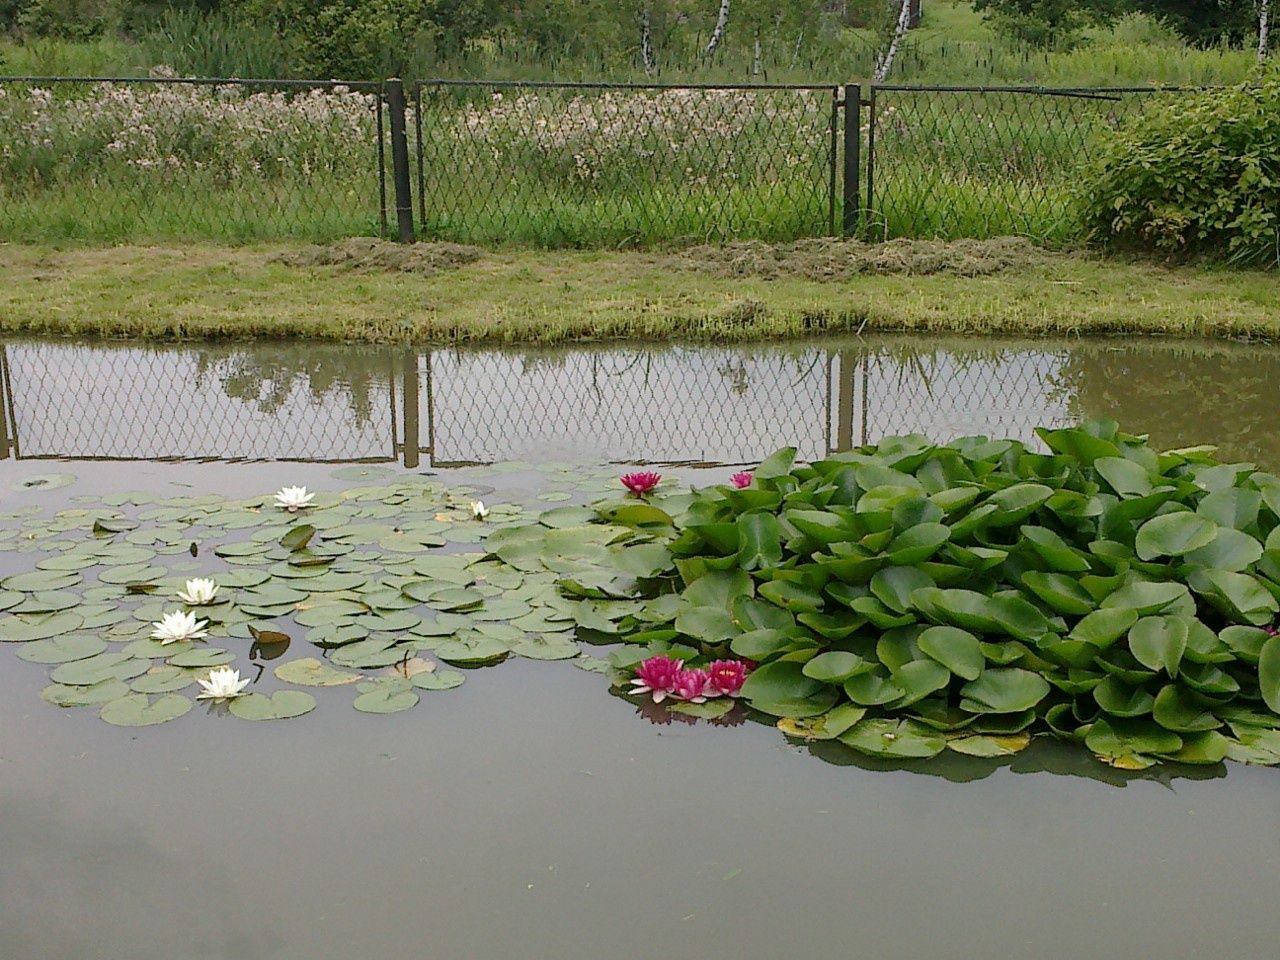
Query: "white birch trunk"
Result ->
[[752, 35, 762, 74], [704, 0, 731, 59], [873, 0, 913, 82], [1260, 0, 1271, 60], [641, 6, 656, 74]]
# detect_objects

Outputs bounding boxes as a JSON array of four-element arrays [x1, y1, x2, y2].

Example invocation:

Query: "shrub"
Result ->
[[1082, 69, 1280, 266], [15, 0, 116, 39]]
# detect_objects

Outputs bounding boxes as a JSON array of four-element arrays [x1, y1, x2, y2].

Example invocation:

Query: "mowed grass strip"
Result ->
[[0, 241, 1276, 345]]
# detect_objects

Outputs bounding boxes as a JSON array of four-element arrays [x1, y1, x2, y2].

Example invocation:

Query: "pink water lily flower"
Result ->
[[621, 471, 662, 495], [630, 655, 683, 703], [705, 659, 750, 697], [671, 668, 711, 703], [730, 471, 753, 489]]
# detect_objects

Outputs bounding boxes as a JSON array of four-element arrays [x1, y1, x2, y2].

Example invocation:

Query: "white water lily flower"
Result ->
[[177, 577, 219, 605], [196, 665, 251, 700], [150, 609, 209, 645], [274, 485, 315, 512], [470, 500, 490, 520]]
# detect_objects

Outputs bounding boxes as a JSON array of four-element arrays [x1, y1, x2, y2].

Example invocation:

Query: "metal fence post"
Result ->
[[865, 85, 877, 236], [414, 82, 426, 227], [828, 87, 839, 235], [402, 349, 420, 469], [0, 345, 12, 460], [385, 78, 416, 243], [842, 83, 862, 237]]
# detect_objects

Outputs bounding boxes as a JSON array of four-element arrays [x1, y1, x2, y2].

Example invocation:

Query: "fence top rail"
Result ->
[[0, 76, 1220, 96], [870, 83, 1217, 94], [0, 76, 382, 91], [420, 79, 839, 92]]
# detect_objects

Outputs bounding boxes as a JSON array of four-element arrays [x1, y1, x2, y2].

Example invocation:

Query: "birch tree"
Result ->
[[873, 0, 913, 82], [640, 5, 656, 73], [1261, 0, 1272, 60], [704, 0, 731, 58]]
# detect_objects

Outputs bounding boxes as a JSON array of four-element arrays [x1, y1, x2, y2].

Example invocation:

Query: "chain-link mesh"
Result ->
[[8, 340, 1276, 469], [2, 342, 396, 461], [834, 346, 1073, 449], [427, 347, 832, 465], [415, 81, 839, 247], [865, 86, 1184, 243], [0, 77, 389, 243]]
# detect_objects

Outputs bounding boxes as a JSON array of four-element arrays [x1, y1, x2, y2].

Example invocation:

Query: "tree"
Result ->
[[1128, 0, 1258, 46], [873, 0, 913, 80], [703, 0, 731, 58], [972, 0, 1120, 47]]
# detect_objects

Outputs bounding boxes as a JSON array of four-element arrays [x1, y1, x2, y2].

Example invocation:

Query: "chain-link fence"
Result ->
[[0, 77, 391, 243], [0, 342, 399, 461], [861, 85, 1186, 243], [0, 340, 1092, 468], [427, 347, 833, 465], [0, 74, 1202, 247], [414, 80, 840, 246], [831, 346, 1074, 449]]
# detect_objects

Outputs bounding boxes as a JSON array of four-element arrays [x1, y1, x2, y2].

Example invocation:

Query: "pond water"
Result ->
[[1, 334, 1278, 960]]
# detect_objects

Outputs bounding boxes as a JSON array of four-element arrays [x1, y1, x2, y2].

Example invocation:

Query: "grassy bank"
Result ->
[[0, 241, 1276, 345]]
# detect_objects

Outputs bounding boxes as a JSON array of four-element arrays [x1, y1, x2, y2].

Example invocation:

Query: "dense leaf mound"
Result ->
[[1083, 68, 1280, 266], [594, 422, 1280, 768]]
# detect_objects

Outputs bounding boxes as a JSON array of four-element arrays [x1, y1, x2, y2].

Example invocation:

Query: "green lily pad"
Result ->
[[166, 647, 235, 668], [100, 693, 192, 726], [410, 669, 465, 690], [3, 570, 80, 592], [840, 718, 946, 758], [17, 634, 108, 664], [15, 473, 76, 491], [228, 690, 317, 721], [273, 657, 361, 687], [42, 678, 131, 707], [130, 666, 197, 693], [51, 652, 150, 685], [434, 634, 509, 666], [353, 680, 419, 714]]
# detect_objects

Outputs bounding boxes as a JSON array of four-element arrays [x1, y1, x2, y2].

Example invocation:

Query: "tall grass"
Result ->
[[0, 80, 385, 243]]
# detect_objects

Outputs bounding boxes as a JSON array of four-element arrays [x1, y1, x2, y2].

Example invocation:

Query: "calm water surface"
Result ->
[[1, 334, 1278, 960]]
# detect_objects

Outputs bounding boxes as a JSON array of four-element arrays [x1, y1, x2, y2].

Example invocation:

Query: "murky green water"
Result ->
[[1, 334, 1278, 960]]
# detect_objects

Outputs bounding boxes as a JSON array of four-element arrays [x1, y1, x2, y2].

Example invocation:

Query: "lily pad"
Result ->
[[15, 473, 76, 491], [17, 634, 108, 664], [410, 669, 465, 690], [353, 680, 419, 714], [228, 690, 317, 721], [100, 693, 192, 726], [130, 666, 197, 693], [273, 657, 361, 687], [42, 678, 131, 707], [51, 652, 150, 685]]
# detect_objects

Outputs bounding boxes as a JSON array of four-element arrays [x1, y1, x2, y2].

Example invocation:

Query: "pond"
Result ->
[[1, 333, 1278, 960]]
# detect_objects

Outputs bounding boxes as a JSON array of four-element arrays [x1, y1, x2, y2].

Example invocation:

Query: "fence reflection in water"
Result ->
[[0, 341, 1079, 467]]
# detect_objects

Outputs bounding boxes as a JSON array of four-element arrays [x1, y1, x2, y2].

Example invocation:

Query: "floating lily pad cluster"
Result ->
[[0, 465, 622, 725], [511, 422, 1280, 770]]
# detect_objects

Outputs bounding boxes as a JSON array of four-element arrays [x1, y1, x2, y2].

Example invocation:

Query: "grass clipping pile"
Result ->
[[671, 237, 1044, 281], [272, 238, 484, 274]]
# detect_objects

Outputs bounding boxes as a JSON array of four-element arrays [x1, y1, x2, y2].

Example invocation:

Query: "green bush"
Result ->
[[1083, 69, 1280, 266], [15, 0, 116, 39]]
